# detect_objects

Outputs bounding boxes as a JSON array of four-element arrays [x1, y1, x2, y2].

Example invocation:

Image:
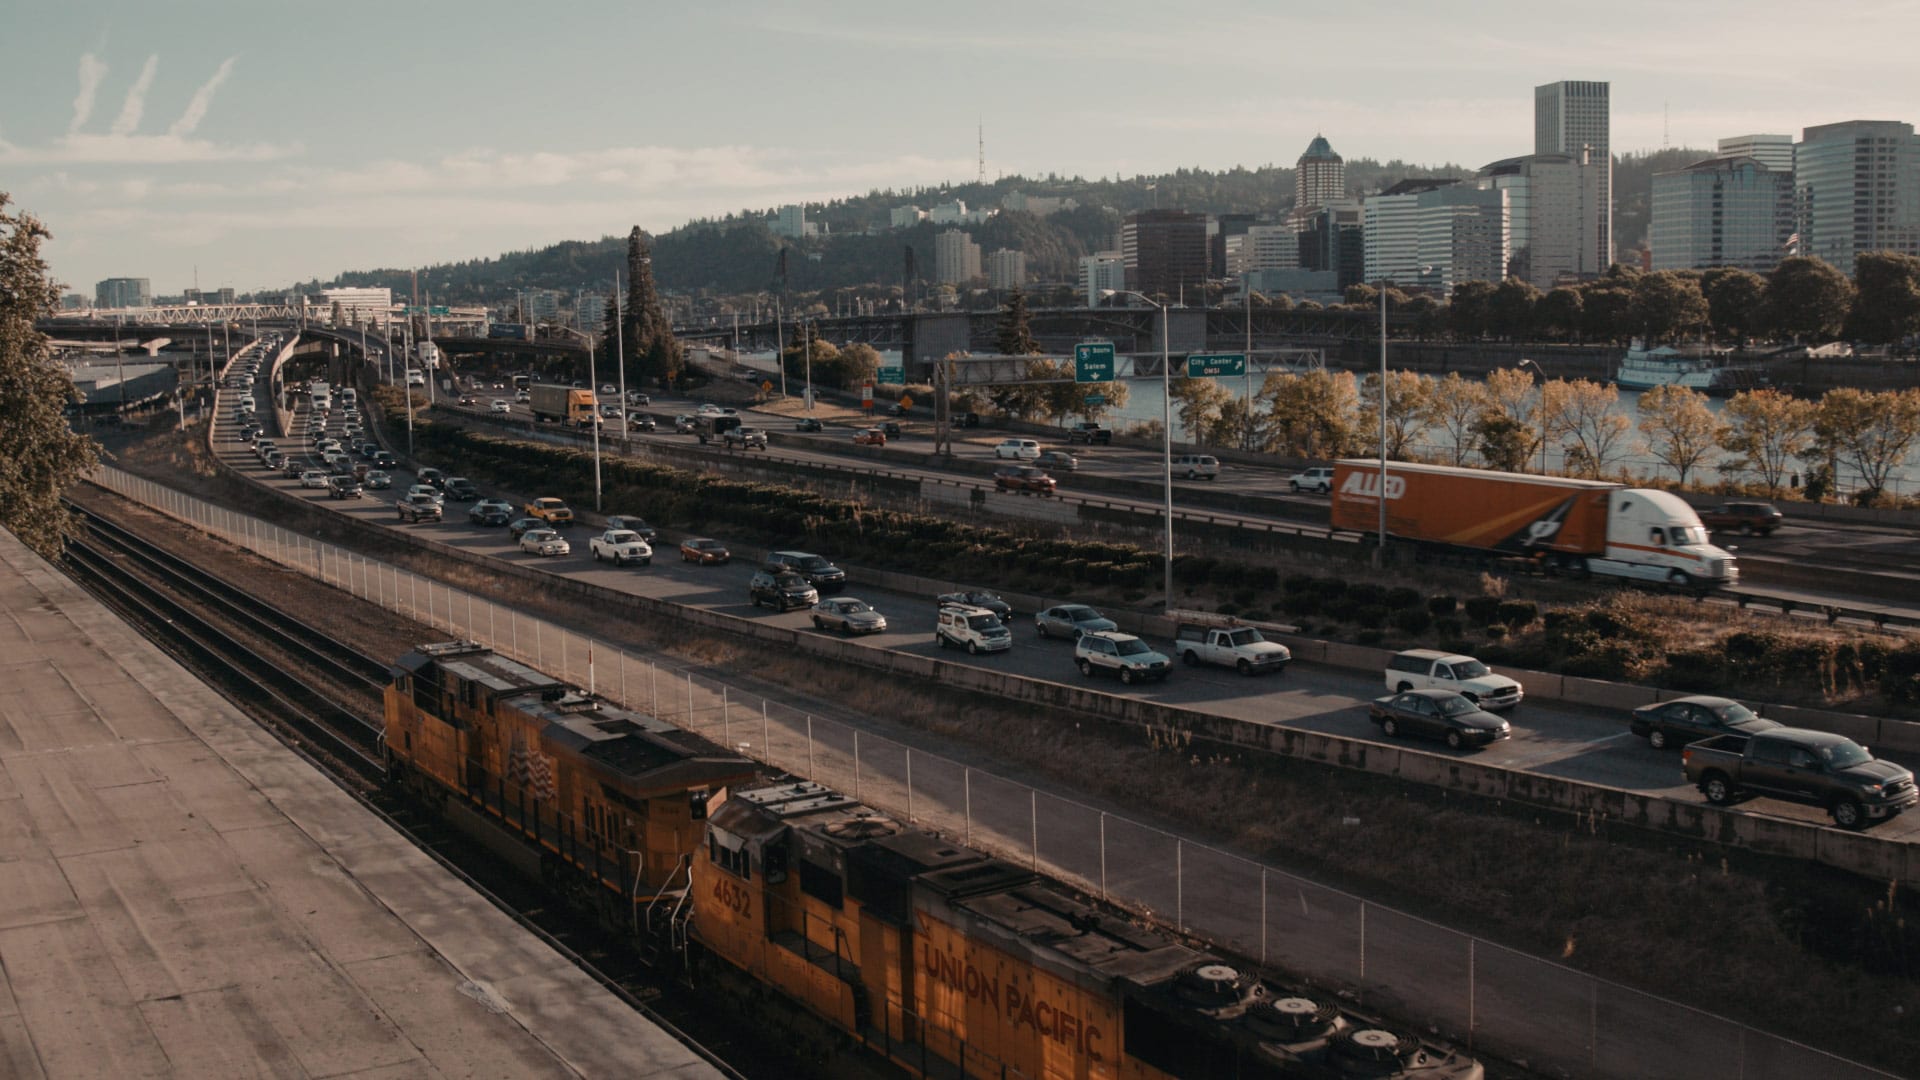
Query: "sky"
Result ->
[[6, 0, 1919, 298]]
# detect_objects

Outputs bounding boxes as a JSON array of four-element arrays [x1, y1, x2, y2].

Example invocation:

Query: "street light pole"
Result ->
[[1376, 281, 1388, 564], [1518, 359, 1546, 474], [588, 336, 603, 511], [1104, 288, 1176, 609]]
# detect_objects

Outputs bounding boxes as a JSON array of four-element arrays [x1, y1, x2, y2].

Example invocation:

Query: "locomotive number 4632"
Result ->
[[711, 877, 751, 916]]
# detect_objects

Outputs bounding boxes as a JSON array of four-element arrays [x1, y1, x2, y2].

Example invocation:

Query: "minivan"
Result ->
[[1173, 454, 1220, 480]]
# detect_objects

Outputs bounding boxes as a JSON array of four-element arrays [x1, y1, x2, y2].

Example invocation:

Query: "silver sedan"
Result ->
[[1035, 604, 1118, 639], [811, 597, 888, 635]]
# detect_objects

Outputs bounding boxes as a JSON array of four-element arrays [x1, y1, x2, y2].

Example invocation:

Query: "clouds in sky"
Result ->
[[69, 53, 106, 133], [169, 57, 236, 138], [108, 54, 158, 137]]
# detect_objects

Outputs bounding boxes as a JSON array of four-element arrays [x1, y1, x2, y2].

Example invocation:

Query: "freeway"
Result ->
[[216, 388, 1920, 847], [438, 382, 1920, 626]]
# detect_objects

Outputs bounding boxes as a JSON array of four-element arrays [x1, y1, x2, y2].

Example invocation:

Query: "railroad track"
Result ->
[[57, 505, 751, 1079]]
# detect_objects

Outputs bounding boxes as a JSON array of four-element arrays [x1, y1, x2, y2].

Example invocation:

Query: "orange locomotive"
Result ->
[[383, 641, 757, 927], [694, 780, 1484, 1080]]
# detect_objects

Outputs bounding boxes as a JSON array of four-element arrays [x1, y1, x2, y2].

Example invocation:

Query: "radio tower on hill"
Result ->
[[977, 121, 985, 185]]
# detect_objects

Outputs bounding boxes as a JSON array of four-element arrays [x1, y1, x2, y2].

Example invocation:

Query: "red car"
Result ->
[[994, 465, 1056, 496], [853, 428, 887, 446], [679, 537, 732, 565]]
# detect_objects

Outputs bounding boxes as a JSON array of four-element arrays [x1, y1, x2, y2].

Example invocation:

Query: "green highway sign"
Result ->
[[402, 305, 451, 316], [1186, 352, 1247, 378], [877, 365, 904, 385], [1085, 393, 1106, 406], [1074, 342, 1116, 383]]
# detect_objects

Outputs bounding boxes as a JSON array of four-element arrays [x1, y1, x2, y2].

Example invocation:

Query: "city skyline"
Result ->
[[5, 0, 1917, 294]]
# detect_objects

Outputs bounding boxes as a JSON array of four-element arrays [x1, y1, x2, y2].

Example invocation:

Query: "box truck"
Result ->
[[1330, 459, 1738, 589], [529, 384, 598, 426]]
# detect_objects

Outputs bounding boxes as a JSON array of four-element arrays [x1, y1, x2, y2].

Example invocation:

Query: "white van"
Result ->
[[1173, 454, 1220, 480]]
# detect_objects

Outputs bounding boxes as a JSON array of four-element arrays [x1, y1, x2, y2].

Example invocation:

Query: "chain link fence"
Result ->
[[85, 464, 1899, 1080]]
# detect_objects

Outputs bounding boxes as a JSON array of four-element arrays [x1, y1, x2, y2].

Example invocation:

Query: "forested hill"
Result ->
[[313, 153, 1704, 303]]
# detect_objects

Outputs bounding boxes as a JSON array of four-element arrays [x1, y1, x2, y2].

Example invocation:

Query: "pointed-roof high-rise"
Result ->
[[1296, 134, 1346, 212]]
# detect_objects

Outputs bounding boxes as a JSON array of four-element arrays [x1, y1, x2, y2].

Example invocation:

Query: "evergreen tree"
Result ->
[[0, 194, 101, 555], [993, 288, 1040, 355], [622, 227, 684, 388]]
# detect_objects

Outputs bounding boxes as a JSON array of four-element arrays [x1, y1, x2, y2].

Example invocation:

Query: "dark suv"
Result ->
[[749, 568, 819, 611], [765, 550, 846, 593], [1698, 501, 1784, 536]]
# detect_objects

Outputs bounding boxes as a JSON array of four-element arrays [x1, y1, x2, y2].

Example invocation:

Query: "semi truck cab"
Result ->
[[1592, 489, 1738, 588]]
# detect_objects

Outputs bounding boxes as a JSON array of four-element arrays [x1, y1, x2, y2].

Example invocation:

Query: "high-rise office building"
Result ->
[[1717, 134, 1794, 173], [986, 248, 1027, 290], [1296, 135, 1346, 212], [1121, 209, 1209, 299], [934, 229, 982, 284], [1080, 251, 1126, 307], [1794, 120, 1920, 276], [772, 204, 808, 239], [95, 277, 152, 309], [1650, 155, 1794, 273], [1476, 152, 1605, 287], [1535, 80, 1612, 267], [1298, 200, 1366, 292], [1363, 180, 1508, 296]]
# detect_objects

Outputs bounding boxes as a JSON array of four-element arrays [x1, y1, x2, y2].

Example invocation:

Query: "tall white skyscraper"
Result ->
[[1535, 80, 1611, 268], [1794, 120, 1920, 275]]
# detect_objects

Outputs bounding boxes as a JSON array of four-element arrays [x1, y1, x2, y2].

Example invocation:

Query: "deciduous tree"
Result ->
[[1555, 378, 1633, 478], [1629, 270, 1710, 342], [1718, 389, 1816, 497], [1635, 383, 1724, 486], [1356, 370, 1433, 460], [1701, 267, 1766, 343], [1256, 369, 1359, 459], [1810, 387, 1920, 503], [1471, 412, 1531, 473], [1417, 371, 1488, 465], [1577, 283, 1635, 343], [1845, 251, 1920, 344], [1488, 278, 1542, 340], [1763, 256, 1853, 342], [1534, 287, 1585, 342], [0, 194, 101, 555], [1446, 280, 1496, 340], [1168, 375, 1231, 446]]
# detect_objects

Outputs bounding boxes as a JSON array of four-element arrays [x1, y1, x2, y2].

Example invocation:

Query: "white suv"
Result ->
[[1385, 649, 1524, 711], [1289, 466, 1336, 494], [935, 604, 1012, 654], [994, 439, 1040, 460]]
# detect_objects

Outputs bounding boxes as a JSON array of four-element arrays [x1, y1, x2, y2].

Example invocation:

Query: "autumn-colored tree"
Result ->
[[1719, 389, 1816, 497], [1810, 387, 1920, 503], [987, 358, 1059, 420], [1635, 383, 1724, 486], [1417, 371, 1488, 465], [1046, 370, 1129, 425], [1256, 369, 1360, 458], [1555, 379, 1633, 478], [1168, 375, 1232, 446], [0, 194, 101, 555], [1472, 412, 1532, 473], [1482, 366, 1558, 470], [1356, 370, 1433, 460]]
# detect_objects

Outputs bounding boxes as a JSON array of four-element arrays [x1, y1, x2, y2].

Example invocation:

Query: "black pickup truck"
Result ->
[[1066, 421, 1112, 445], [1681, 728, 1917, 829]]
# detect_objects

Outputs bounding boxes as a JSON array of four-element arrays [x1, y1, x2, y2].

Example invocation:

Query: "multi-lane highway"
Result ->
[[215, 377, 1920, 846]]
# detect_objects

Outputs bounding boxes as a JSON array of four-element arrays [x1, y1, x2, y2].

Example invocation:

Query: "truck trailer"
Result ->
[[1330, 459, 1738, 588], [528, 384, 597, 426]]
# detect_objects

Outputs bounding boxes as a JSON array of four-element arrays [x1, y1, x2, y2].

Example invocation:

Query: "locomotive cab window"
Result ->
[[709, 830, 750, 880]]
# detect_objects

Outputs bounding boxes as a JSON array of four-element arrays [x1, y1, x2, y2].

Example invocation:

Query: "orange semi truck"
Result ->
[[1331, 459, 1739, 589]]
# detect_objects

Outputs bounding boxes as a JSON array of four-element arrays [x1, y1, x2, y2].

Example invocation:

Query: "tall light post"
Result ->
[[1517, 358, 1547, 474], [587, 336, 603, 510], [1103, 289, 1174, 610], [1376, 281, 1388, 563]]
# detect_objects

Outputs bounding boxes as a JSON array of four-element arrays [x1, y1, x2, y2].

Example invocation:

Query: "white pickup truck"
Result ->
[[588, 529, 653, 567], [1384, 649, 1523, 710], [1175, 624, 1292, 675]]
